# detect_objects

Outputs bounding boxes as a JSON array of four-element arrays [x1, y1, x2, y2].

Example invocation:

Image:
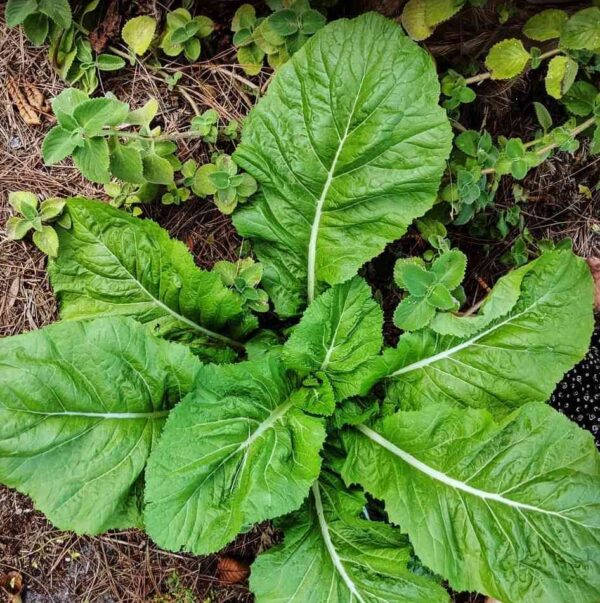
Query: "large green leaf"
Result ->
[[342, 403, 600, 603], [283, 276, 383, 401], [379, 251, 594, 416], [251, 470, 449, 603], [144, 357, 326, 555], [48, 198, 249, 354], [0, 317, 199, 534], [233, 12, 452, 316]]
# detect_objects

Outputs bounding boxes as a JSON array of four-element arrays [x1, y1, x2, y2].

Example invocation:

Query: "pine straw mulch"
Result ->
[[0, 1, 599, 602]]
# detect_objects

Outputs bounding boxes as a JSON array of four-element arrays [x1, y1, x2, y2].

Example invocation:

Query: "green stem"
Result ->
[[464, 47, 562, 86], [102, 128, 204, 142], [106, 44, 132, 63], [464, 72, 491, 85], [480, 116, 596, 175]]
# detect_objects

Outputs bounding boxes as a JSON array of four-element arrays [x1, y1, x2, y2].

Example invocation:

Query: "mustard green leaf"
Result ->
[[48, 198, 248, 350], [381, 251, 594, 416], [233, 13, 451, 316], [342, 402, 600, 603], [283, 277, 383, 401], [144, 357, 326, 554], [0, 317, 199, 534], [251, 471, 450, 603]]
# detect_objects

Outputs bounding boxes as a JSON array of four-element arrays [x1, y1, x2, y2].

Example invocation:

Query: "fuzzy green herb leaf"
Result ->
[[485, 38, 530, 79]]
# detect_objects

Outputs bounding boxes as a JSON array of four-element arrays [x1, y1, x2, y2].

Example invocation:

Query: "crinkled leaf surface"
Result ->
[[233, 12, 452, 316], [380, 251, 594, 416], [48, 198, 248, 354], [145, 357, 326, 555], [283, 277, 383, 401], [0, 317, 199, 534], [251, 471, 449, 603], [342, 402, 600, 603]]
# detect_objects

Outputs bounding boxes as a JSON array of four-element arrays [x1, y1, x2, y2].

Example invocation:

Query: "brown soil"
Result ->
[[0, 1, 597, 602]]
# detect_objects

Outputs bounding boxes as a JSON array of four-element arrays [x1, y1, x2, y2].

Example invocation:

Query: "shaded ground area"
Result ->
[[0, 0, 598, 601]]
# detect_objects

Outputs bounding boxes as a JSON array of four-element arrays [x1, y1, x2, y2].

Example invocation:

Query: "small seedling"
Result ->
[[192, 154, 257, 214], [160, 9, 214, 61], [5, 191, 70, 257], [440, 70, 476, 111], [232, 1, 326, 75], [104, 181, 159, 215], [190, 109, 219, 143], [221, 119, 240, 141], [393, 248, 467, 331], [214, 257, 269, 313], [495, 137, 545, 180]]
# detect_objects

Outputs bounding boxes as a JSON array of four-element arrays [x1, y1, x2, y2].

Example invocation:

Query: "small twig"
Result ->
[[261, 72, 275, 95], [464, 72, 492, 85], [462, 298, 485, 317], [451, 119, 468, 133]]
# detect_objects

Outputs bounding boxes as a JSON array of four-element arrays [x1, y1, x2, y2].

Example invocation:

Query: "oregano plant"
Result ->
[[5, 191, 70, 257], [1, 12, 599, 603]]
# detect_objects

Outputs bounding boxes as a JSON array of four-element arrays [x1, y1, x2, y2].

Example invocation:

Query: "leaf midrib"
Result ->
[[70, 209, 242, 349], [3, 407, 170, 420], [312, 481, 367, 603], [388, 304, 535, 378], [357, 424, 591, 527], [306, 67, 368, 304]]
